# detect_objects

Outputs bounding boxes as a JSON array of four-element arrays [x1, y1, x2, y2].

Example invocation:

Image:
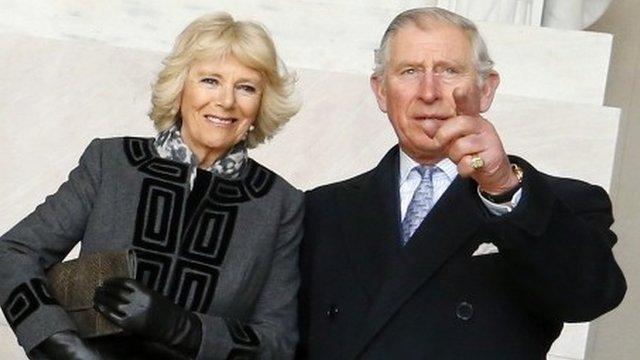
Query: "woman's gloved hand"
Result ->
[[29, 330, 103, 360], [93, 277, 202, 357]]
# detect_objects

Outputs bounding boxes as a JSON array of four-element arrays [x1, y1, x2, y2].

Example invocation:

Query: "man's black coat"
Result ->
[[298, 146, 626, 359]]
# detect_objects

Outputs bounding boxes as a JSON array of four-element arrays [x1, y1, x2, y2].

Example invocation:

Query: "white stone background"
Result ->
[[0, 1, 623, 359]]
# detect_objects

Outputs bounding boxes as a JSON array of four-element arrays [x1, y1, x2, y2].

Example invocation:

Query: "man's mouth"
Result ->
[[413, 116, 448, 121]]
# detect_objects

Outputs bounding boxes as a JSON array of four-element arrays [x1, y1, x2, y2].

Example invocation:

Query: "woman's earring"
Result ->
[[242, 125, 255, 141]]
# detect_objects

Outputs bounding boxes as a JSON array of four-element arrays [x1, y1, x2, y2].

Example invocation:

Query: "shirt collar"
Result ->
[[398, 148, 458, 185]]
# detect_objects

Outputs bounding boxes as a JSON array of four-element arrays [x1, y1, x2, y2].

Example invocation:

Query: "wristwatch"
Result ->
[[480, 164, 524, 203]]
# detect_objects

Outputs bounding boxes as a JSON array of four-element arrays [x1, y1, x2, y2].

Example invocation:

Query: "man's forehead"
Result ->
[[388, 22, 472, 62]]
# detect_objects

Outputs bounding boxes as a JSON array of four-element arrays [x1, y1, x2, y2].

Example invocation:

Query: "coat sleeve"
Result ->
[[488, 156, 626, 322], [194, 188, 304, 360], [0, 139, 103, 352]]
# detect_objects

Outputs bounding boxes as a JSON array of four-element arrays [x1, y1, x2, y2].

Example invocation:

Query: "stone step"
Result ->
[[1, 0, 611, 104]]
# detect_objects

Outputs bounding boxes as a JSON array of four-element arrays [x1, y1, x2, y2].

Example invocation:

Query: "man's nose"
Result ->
[[418, 72, 440, 103], [216, 85, 235, 109]]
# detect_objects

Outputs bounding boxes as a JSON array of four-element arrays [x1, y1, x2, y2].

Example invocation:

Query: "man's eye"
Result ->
[[401, 68, 418, 75], [439, 67, 459, 77]]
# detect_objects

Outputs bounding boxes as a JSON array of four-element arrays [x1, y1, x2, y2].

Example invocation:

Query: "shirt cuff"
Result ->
[[477, 186, 523, 215]]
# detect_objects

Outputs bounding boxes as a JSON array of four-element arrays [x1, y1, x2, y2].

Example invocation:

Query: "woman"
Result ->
[[0, 12, 302, 360]]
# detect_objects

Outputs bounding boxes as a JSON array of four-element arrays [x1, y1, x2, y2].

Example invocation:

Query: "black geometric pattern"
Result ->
[[2, 278, 60, 330], [180, 202, 237, 266], [209, 178, 251, 204], [139, 158, 189, 184], [30, 278, 58, 305], [2, 283, 38, 330], [126, 138, 275, 318], [133, 249, 173, 294], [123, 137, 154, 166], [227, 348, 258, 360], [133, 178, 184, 254], [226, 319, 260, 347], [246, 160, 275, 198], [168, 259, 219, 312]]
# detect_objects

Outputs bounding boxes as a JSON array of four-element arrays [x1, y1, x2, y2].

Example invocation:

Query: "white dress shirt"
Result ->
[[398, 149, 522, 222]]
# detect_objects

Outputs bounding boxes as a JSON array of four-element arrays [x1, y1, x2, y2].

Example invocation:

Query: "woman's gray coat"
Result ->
[[0, 137, 304, 359]]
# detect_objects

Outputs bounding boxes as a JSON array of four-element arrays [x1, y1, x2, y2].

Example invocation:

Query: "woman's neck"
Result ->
[[180, 134, 225, 169]]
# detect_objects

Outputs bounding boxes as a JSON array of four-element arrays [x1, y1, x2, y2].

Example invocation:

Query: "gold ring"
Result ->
[[470, 155, 484, 170]]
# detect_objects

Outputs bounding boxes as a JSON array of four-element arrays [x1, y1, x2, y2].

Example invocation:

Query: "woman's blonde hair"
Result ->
[[149, 12, 300, 148]]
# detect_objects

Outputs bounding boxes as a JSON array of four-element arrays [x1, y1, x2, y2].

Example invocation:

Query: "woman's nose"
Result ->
[[215, 85, 235, 109]]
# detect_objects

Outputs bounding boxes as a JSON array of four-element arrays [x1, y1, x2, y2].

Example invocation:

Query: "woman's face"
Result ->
[[179, 55, 263, 164]]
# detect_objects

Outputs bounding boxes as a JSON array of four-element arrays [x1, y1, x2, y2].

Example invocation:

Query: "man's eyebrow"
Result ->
[[393, 59, 468, 68], [393, 60, 424, 69]]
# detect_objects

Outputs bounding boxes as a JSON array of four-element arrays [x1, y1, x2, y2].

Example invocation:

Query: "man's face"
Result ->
[[371, 22, 499, 164]]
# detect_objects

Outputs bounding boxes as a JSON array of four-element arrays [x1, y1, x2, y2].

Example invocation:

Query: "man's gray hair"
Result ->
[[373, 7, 494, 83]]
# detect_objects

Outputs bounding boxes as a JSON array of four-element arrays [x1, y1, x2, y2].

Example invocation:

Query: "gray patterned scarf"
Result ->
[[154, 124, 248, 188]]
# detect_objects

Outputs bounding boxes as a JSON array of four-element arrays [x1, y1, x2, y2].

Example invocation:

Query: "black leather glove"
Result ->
[[93, 277, 202, 358], [29, 330, 103, 360]]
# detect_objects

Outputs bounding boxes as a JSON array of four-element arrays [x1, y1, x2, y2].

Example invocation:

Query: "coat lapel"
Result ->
[[344, 172, 489, 359], [337, 147, 402, 301]]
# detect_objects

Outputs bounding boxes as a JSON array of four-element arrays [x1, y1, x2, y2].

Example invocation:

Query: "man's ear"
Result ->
[[370, 74, 388, 113], [479, 71, 500, 113]]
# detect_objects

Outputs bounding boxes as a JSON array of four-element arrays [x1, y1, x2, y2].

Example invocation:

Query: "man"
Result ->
[[298, 7, 626, 359]]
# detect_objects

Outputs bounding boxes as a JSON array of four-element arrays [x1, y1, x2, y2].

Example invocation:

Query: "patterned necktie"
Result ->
[[401, 166, 435, 246]]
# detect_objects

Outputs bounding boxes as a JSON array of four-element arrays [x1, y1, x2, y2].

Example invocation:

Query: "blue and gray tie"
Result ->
[[401, 166, 435, 246]]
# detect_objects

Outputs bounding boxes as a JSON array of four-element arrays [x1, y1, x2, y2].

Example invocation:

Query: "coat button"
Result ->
[[456, 302, 474, 321], [326, 305, 339, 319]]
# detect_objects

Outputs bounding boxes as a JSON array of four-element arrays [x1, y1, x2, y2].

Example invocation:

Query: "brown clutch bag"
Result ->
[[45, 250, 137, 338]]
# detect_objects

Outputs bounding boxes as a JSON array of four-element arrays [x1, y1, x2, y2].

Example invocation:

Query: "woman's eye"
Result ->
[[201, 77, 218, 85], [238, 84, 257, 94]]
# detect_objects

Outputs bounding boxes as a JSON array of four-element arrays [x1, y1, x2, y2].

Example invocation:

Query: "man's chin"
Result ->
[[419, 122, 445, 139], [421, 129, 438, 140], [401, 143, 445, 164]]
